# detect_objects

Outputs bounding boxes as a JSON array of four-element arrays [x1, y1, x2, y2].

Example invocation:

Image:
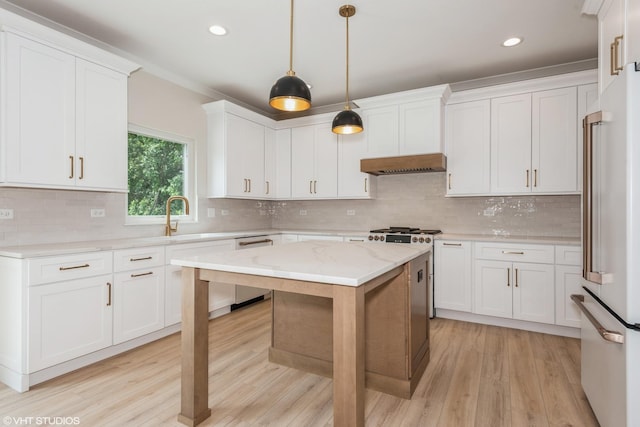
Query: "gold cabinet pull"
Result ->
[[448, 173, 452, 190], [443, 243, 462, 247], [314, 180, 317, 194], [265, 181, 270, 195], [309, 180, 313, 194], [69, 155, 74, 179], [238, 238, 273, 247], [611, 41, 617, 76], [59, 263, 90, 271], [107, 282, 112, 306], [515, 268, 519, 287], [248, 178, 251, 193], [502, 250, 524, 255], [131, 271, 153, 278], [614, 35, 624, 73], [526, 169, 530, 187], [130, 256, 152, 262], [534, 169, 538, 187], [364, 177, 367, 193], [507, 268, 511, 287], [79, 156, 84, 180]]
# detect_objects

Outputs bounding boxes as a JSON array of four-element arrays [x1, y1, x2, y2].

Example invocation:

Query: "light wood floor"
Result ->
[[0, 300, 599, 426]]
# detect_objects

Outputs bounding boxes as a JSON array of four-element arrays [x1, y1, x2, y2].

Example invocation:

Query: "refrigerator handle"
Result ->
[[571, 294, 624, 344], [582, 112, 613, 285]]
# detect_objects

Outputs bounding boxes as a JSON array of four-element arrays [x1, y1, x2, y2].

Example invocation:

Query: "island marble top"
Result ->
[[170, 240, 431, 287]]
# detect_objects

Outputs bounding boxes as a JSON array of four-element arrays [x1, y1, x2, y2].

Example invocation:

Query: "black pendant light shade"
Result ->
[[332, 5, 363, 135], [332, 107, 363, 135], [269, 71, 311, 112], [269, 0, 311, 112]]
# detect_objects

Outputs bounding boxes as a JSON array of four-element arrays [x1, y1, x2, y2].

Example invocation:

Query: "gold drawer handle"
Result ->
[[131, 271, 154, 278], [107, 282, 112, 306], [502, 251, 524, 255], [59, 263, 90, 271], [443, 243, 462, 247], [130, 256, 153, 262]]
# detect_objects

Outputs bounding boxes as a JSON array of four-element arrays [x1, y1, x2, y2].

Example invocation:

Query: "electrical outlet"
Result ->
[[90, 208, 105, 218], [346, 209, 356, 216], [0, 208, 14, 219], [220, 209, 229, 216], [299, 209, 307, 216], [207, 208, 216, 218]]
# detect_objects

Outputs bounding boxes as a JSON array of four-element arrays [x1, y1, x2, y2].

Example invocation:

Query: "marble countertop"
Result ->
[[436, 233, 581, 246], [171, 240, 430, 287]]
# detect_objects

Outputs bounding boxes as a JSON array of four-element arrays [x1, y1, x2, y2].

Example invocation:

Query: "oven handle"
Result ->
[[238, 238, 273, 247], [571, 294, 624, 344]]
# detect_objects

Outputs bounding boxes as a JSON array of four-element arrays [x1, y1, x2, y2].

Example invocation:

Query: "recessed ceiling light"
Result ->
[[209, 25, 227, 36], [502, 37, 523, 47]]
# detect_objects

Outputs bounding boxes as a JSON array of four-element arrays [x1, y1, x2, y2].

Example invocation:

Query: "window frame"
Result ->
[[125, 124, 196, 226]]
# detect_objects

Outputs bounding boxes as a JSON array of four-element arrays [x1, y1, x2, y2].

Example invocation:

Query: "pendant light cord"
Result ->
[[345, 10, 350, 109], [289, 0, 294, 73]]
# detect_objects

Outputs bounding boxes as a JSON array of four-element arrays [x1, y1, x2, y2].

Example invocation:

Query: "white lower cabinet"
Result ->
[[29, 274, 113, 372], [434, 240, 472, 312], [474, 260, 555, 323], [113, 267, 165, 344], [555, 245, 583, 328], [164, 239, 236, 326]]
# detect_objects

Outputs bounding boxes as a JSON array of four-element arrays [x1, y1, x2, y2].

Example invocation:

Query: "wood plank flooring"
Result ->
[[0, 300, 599, 426]]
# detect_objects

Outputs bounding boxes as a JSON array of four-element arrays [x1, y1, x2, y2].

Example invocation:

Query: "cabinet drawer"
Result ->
[[113, 246, 165, 272], [28, 251, 113, 285], [555, 245, 582, 266], [474, 242, 554, 264]]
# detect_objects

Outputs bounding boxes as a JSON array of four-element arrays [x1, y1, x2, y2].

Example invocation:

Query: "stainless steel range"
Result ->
[[367, 227, 441, 317]]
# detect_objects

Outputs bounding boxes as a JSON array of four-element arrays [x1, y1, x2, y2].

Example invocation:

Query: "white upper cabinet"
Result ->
[[1, 31, 133, 191], [355, 85, 451, 158], [338, 131, 374, 199], [205, 100, 275, 199], [596, 0, 639, 93], [290, 123, 338, 199], [445, 100, 491, 195], [264, 128, 291, 199], [490, 93, 532, 194], [531, 87, 578, 193]]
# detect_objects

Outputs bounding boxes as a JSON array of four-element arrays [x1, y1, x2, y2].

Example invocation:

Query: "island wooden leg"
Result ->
[[332, 285, 365, 427], [178, 267, 212, 427]]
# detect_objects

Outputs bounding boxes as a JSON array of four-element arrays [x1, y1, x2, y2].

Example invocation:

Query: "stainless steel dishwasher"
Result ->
[[231, 235, 273, 310]]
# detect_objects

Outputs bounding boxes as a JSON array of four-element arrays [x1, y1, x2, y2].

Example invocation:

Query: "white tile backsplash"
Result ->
[[0, 172, 580, 247]]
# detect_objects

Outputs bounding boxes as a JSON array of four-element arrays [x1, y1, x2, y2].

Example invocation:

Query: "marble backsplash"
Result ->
[[0, 173, 581, 247]]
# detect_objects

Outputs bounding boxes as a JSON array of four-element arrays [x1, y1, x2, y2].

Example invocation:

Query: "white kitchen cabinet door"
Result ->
[[474, 260, 513, 319], [29, 275, 113, 372], [531, 87, 578, 193], [555, 265, 583, 328], [434, 241, 472, 312], [490, 93, 532, 194], [113, 267, 165, 344], [75, 59, 128, 191], [627, 0, 640, 64], [338, 131, 373, 199], [264, 128, 291, 199], [4, 33, 76, 188], [512, 262, 555, 324], [399, 98, 442, 154], [290, 123, 338, 199], [225, 113, 265, 197], [361, 105, 399, 157], [445, 100, 491, 195], [599, 0, 625, 94]]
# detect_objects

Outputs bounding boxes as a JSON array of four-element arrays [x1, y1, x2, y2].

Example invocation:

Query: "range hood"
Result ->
[[360, 153, 447, 176]]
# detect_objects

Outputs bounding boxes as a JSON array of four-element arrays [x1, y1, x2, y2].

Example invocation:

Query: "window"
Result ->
[[127, 125, 194, 224]]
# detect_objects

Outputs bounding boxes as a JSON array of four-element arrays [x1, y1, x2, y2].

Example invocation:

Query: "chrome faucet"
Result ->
[[165, 196, 190, 236]]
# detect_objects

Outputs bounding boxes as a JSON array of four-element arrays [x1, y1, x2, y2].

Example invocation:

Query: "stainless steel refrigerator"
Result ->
[[576, 62, 640, 427]]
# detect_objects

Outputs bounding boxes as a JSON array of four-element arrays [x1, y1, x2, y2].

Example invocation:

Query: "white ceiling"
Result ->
[[0, 0, 598, 117]]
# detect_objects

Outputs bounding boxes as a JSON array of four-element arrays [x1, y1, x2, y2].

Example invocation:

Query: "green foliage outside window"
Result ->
[[128, 132, 185, 216]]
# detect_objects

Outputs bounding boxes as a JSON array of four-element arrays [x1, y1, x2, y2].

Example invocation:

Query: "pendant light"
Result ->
[[269, 0, 311, 112], [332, 5, 363, 135]]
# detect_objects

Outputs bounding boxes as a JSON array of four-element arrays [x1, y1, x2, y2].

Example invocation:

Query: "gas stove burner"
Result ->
[[369, 227, 442, 235]]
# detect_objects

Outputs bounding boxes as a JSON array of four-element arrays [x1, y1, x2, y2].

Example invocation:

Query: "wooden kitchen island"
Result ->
[[171, 240, 431, 427]]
